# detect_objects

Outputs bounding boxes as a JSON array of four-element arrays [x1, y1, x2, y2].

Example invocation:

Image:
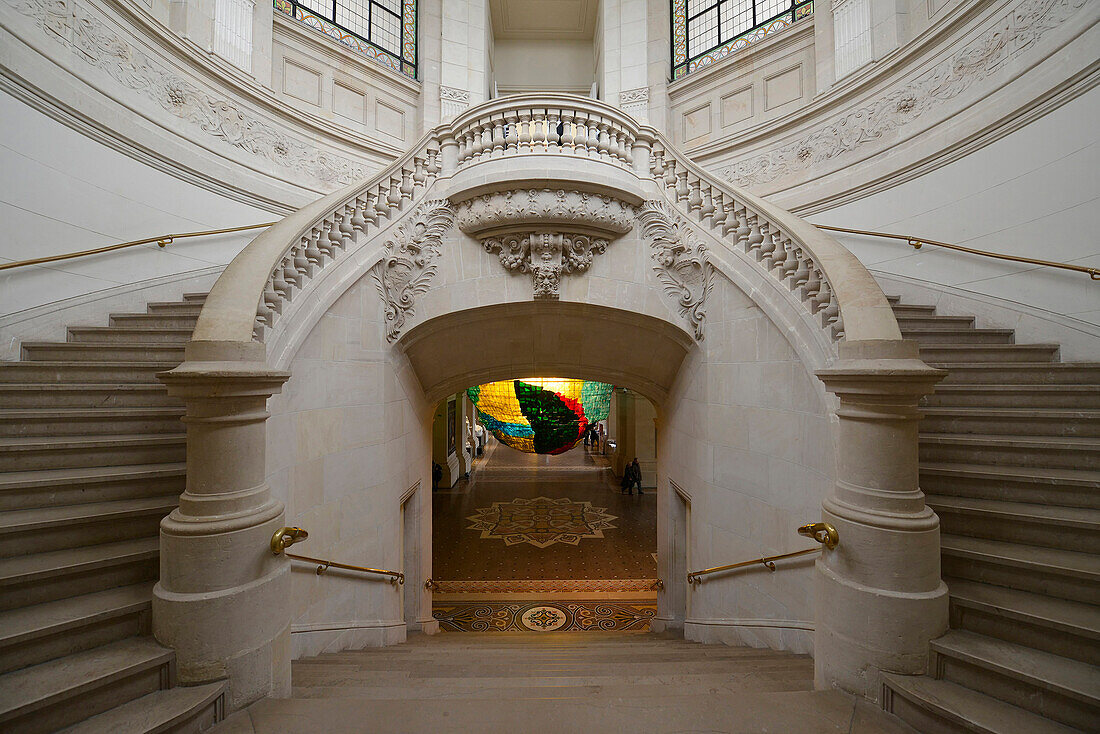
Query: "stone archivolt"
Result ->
[[455, 189, 636, 300]]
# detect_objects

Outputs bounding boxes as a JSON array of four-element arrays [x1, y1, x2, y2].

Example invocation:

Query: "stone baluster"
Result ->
[[732, 204, 750, 243], [699, 185, 715, 225], [675, 169, 689, 205], [803, 265, 822, 307], [597, 120, 611, 159], [386, 176, 402, 209], [304, 229, 324, 267], [687, 176, 703, 214], [411, 160, 427, 198], [744, 213, 764, 255], [292, 242, 313, 281], [374, 185, 390, 219], [491, 117, 506, 158], [789, 248, 810, 290], [517, 110, 532, 153], [585, 114, 600, 158], [399, 168, 414, 203], [757, 222, 778, 266], [560, 109, 576, 151], [503, 110, 519, 154], [532, 112, 548, 150]]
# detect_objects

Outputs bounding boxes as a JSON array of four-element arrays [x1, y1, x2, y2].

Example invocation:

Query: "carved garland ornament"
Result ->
[[7, 0, 369, 186], [637, 201, 712, 341], [723, 0, 1089, 187], [370, 199, 456, 342]]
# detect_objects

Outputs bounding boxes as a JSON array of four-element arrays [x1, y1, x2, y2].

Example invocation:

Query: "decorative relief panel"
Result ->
[[370, 199, 456, 342], [618, 86, 650, 121], [723, 0, 1089, 187], [440, 85, 471, 121], [637, 201, 712, 341], [7, 0, 371, 186], [483, 232, 610, 300]]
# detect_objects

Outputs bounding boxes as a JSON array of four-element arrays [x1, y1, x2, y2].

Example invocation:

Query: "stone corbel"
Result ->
[[454, 189, 636, 300]]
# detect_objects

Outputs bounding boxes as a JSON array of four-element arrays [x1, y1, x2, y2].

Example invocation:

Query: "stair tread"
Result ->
[[0, 384, 169, 392], [0, 495, 178, 532], [946, 579, 1100, 640], [927, 496, 1100, 527], [882, 673, 1078, 734], [0, 433, 186, 449], [941, 535, 1100, 578], [22, 342, 184, 348], [932, 630, 1100, 703], [0, 407, 184, 419], [919, 433, 1100, 449], [60, 681, 224, 734], [921, 407, 1100, 417], [919, 462, 1100, 485], [0, 537, 160, 584], [0, 636, 172, 721], [0, 463, 187, 490], [931, 384, 1100, 392], [68, 327, 193, 334], [0, 582, 154, 648], [929, 362, 1100, 369], [902, 327, 1014, 335]]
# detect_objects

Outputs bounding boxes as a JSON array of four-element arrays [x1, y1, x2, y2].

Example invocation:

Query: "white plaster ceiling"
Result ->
[[489, 0, 599, 40]]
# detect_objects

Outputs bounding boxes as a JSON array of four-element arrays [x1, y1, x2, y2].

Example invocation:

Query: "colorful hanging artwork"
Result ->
[[467, 378, 613, 455]]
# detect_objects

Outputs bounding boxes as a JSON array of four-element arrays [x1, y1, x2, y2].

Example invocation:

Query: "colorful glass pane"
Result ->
[[467, 378, 613, 455], [275, 0, 416, 79]]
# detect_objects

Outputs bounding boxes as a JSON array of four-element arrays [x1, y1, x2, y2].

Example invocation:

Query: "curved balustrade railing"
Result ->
[[449, 93, 642, 172], [645, 134, 901, 343], [190, 93, 902, 350]]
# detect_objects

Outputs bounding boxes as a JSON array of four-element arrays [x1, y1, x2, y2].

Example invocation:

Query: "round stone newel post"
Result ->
[[814, 339, 948, 700], [155, 340, 291, 711]]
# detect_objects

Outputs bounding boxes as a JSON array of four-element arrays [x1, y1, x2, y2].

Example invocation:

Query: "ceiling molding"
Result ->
[[490, 0, 598, 40]]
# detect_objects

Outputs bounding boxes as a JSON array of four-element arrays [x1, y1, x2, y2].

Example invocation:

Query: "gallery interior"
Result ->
[[0, 0, 1096, 731]]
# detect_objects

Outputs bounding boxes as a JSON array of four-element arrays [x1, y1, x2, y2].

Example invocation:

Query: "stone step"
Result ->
[[0, 433, 186, 471], [946, 579, 1100, 666], [901, 328, 1015, 344], [931, 630, 1100, 730], [0, 636, 174, 734], [61, 680, 225, 734], [21, 342, 186, 362], [918, 434, 1100, 470], [940, 535, 1100, 605], [881, 673, 1077, 734], [894, 315, 975, 329], [0, 362, 178, 384], [296, 648, 811, 669], [919, 407, 1100, 437], [0, 537, 159, 611], [145, 302, 203, 315], [0, 463, 186, 511], [0, 383, 176, 409], [919, 463, 1100, 509], [918, 344, 1059, 363], [109, 313, 199, 330], [888, 303, 937, 316], [929, 496, 1100, 553], [923, 384, 1100, 409], [0, 583, 154, 674], [933, 363, 1100, 385], [0, 408, 185, 437], [67, 327, 194, 345], [181, 293, 207, 303], [0, 496, 177, 557]]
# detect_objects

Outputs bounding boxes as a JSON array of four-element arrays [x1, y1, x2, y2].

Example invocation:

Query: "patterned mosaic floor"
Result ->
[[432, 599, 656, 632], [433, 439, 657, 581]]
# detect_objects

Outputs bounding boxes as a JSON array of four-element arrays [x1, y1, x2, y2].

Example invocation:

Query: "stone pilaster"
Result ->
[[814, 339, 948, 699], [154, 340, 291, 711]]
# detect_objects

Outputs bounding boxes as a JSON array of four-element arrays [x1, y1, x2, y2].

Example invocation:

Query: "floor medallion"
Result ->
[[465, 496, 617, 548]]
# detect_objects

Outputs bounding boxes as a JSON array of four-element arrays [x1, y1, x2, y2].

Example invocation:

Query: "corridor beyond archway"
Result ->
[[431, 434, 658, 632]]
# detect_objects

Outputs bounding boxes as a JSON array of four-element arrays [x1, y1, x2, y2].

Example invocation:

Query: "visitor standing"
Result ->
[[629, 458, 643, 495]]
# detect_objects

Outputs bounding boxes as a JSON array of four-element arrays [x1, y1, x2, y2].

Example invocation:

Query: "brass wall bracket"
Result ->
[[270, 526, 309, 555], [797, 522, 839, 550]]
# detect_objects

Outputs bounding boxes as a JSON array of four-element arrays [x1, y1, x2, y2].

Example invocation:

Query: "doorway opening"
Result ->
[[428, 378, 659, 632]]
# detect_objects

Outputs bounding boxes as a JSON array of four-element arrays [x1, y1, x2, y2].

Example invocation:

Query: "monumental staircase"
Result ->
[[0, 288, 1096, 732]]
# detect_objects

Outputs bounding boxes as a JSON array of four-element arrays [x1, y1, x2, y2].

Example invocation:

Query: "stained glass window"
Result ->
[[671, 0, 813, 80], [467, 378, 613, 455], [274, 0, 417, 79]]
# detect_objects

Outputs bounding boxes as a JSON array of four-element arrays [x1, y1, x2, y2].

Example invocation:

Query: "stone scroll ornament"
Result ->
[[482, 232, 610, 299], [637, 201, 712, 341], [370, 199, 455, 342]]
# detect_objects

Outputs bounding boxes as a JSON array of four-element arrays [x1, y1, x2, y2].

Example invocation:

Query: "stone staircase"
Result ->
[[210, 632, 913, 732], [881, 296, 1100, 733], [0, 293, 226, 733]]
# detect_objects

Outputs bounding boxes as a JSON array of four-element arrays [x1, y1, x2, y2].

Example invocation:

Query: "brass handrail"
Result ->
[[687, 522, 838, 584], [0, 222, 277, 272], [813, 224, 1099, 281], [284, 553, 405, 585], [269, 526, 403, 585]]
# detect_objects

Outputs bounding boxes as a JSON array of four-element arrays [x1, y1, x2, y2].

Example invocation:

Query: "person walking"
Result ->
[[629, 458, 643, 495]]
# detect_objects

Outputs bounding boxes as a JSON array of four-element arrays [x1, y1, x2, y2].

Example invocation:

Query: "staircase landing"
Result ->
[[210, 632, 915, 733]]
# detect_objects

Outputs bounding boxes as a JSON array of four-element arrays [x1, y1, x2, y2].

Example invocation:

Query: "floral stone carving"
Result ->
[[637, 201, 712, 341], [482, 232, 609, 299], [370, 199, 455, 342]]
